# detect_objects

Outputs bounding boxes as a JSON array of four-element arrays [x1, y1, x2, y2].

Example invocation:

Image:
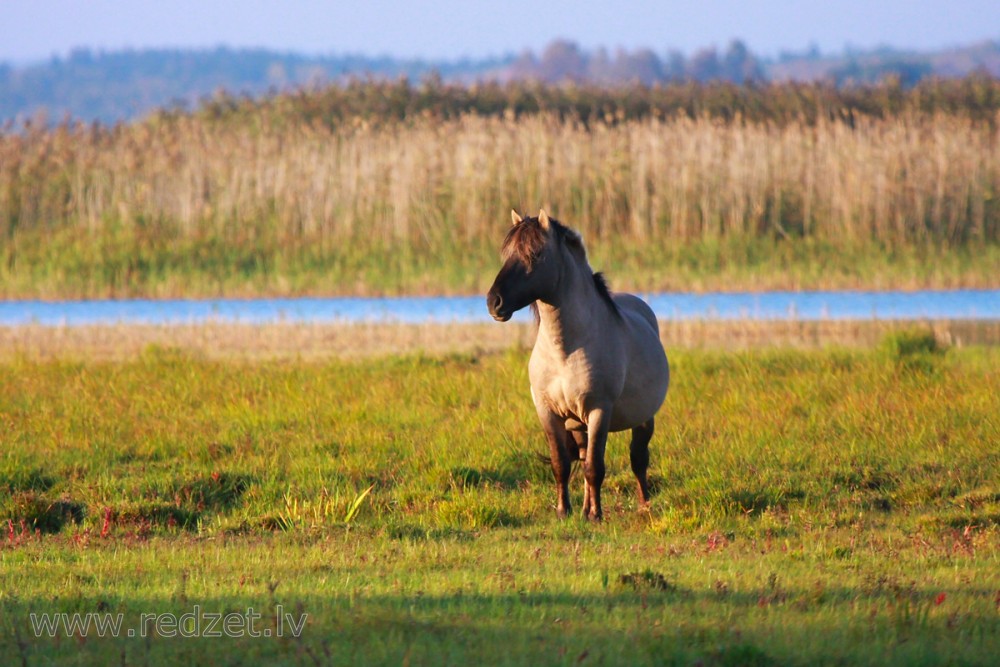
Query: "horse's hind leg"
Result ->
[[630, 418, 654, 509], [568, 431, 590, 515]]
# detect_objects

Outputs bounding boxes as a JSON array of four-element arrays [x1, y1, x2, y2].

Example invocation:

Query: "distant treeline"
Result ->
[[2, 38, 1000, 124], [196, 75, 1000, 128], [0, 46, 511, 125]]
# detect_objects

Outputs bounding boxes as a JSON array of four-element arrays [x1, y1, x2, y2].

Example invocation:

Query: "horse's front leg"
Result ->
[[582, 406, 612, 521], [539, 413, 573, 518]]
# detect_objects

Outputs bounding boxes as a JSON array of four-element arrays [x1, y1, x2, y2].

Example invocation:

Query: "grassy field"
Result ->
[[1, 330, 998, 665], [4, 227, 997, 299]]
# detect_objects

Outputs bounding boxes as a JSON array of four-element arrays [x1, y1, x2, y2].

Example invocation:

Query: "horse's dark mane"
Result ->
[[592, 271, 619, 318], [503, 215, 621, 319]]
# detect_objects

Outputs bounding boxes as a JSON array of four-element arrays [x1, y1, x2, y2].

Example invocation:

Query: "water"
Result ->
[[0, 290, 997, 327]]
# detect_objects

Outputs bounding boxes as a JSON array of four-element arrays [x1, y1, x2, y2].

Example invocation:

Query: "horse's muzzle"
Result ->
[[487, 292, 511, 322]]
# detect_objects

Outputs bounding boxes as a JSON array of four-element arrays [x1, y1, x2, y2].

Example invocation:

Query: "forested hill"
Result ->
[[0, 47, 511, 125], [2, 38, 999, 125]]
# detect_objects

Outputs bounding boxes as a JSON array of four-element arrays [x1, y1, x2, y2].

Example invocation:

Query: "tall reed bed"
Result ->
[[4, 111, 997, 244], [1, 104, 998, 295]]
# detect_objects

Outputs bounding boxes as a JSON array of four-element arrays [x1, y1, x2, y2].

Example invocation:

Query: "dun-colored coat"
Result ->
[[487, 210, 669, 520]]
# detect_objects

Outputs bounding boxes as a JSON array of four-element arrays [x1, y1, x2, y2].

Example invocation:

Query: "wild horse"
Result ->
[[487, 210, 669, 521]]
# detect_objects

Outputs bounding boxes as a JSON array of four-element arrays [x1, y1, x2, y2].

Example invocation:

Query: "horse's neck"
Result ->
[[536, 258, 606, 355]]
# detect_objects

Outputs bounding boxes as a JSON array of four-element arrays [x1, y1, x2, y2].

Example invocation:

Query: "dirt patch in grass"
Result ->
[[4, 492, 86, 533], [618, 570, 677, 592], [110, 502, 201, 531]]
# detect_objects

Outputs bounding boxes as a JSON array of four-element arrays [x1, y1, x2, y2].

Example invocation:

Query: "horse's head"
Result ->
[[487, 209, 579, 322]]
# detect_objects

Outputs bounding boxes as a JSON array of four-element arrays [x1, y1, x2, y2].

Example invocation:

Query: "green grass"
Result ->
[[1, 339, 998, 664], [3, 225, 997, 298]]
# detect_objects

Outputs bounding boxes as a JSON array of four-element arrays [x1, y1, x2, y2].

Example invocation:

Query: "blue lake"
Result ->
[[1, 290, 998, 326]]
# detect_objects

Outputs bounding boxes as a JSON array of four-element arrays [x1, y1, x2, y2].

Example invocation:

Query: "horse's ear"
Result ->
[[538, 209, 551, 230], [511, 209, 523, 226]]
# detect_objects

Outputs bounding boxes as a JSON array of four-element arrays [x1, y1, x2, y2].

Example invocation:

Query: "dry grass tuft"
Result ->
[[2, 319, 996, 361]]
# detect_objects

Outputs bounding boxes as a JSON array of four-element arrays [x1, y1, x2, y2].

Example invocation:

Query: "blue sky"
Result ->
[[4, 1, 999, 63]]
